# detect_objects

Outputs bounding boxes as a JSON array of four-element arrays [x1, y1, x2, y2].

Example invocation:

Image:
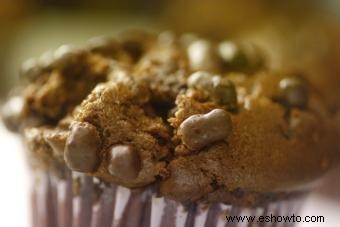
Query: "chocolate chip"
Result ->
[[64, 122, 101, 172], [187, 72, 238, 109], [108, 145, 141, 180], [187, 39, 219, 71], [187, 71, 213, 90], [44, 131, 67, 155], [211, 77, 237, 109], [178, 109, 232, 150], [1, 96, 23, 132], [218, 41, 239, 62], [279, 78, 308, 109], [218, 41, 265, 73]]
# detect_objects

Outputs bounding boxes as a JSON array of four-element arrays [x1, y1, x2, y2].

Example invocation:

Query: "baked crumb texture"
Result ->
[[3, 31, 339, 206]]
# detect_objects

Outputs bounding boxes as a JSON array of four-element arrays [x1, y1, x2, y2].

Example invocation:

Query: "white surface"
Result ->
[[0, 122, 30, 227], [299, 195, 340, 227], [0, 122, 339, 227]]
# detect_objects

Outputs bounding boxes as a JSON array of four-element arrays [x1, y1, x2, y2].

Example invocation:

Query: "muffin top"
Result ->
[[2, 31, 339, 206]]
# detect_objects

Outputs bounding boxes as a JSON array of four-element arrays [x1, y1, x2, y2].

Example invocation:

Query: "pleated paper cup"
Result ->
[[31, 170, 307, 227]]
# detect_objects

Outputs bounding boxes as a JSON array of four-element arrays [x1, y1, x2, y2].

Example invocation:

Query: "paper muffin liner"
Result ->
[[31, 171, 306, 227]]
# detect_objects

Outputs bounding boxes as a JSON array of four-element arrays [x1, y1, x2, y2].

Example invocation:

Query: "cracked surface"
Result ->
[[3, 31, 340, 206]]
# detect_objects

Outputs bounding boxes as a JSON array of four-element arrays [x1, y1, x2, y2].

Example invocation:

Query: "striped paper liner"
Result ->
[[31, 171, 306, 227]]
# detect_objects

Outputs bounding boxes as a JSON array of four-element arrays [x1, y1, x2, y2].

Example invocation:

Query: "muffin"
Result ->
[[2, 31, 339, 227]]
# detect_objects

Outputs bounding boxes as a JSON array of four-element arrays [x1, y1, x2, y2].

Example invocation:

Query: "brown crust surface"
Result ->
[[5, 31, 340, 205]]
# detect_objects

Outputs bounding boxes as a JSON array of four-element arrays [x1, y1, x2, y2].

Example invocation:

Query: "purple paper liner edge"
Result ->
[[31, 171, 306, 227]]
